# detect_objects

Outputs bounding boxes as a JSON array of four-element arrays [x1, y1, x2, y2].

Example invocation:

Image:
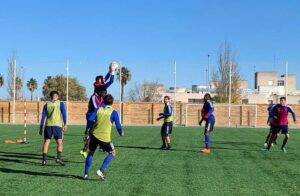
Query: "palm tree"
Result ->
[[27, 78, 38, 101], [117, 67, 131, 102], [0, 74, 4, 87]]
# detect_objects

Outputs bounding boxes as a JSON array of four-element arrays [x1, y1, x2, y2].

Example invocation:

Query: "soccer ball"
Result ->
[[110, 61, 119, 71]]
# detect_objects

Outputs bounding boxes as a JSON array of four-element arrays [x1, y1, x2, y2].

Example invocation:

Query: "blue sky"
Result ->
[[0, 0, 299, 100]]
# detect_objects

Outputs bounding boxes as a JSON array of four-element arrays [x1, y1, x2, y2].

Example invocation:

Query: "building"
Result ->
[[242, 71, 300, 104]]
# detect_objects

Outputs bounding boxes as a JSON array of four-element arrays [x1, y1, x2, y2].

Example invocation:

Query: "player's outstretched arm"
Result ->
[[102, 74, 114, 89], [111, 110, 123, 136], [60, 102, 67, 132], [198, 119, 203, 126], [288, 106, 297, 122], [39, 104, 47, 135]]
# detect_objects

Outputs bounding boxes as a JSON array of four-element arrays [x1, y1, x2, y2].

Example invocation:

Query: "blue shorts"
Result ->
[[44, 126, 63, 140], [161, 122, 173, 135], [273, 125, 289, 134], [89, 134, 115, 153], [205, 119, 215, 132]]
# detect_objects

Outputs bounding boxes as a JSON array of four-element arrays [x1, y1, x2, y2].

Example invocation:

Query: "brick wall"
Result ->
[[0, 101, 299, 128]]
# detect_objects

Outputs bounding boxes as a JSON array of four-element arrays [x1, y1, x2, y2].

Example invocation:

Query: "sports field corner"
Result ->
[[0, 124, 299, 196]]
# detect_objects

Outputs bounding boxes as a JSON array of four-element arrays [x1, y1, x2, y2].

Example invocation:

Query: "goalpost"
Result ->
[[185, 103, 258, 128]]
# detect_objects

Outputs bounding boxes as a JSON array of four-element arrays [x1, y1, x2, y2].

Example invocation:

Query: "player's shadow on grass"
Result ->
[[213, 141, 261, 146], [209, 146, 262, 152], [115, 145, 195, 152], [0, 151, 82, 165], [0, 151, 56, 160], [0, 167, 83, 180], [0, 157, 49, 166]]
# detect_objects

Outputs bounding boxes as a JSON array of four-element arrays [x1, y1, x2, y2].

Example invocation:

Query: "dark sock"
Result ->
[[42, 153, 47, 161], [281, 139, 288, 149], [57, 151, 62, 159]]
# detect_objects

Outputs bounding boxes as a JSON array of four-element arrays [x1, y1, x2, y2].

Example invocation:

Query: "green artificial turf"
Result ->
[[0, 125, 299, 195]]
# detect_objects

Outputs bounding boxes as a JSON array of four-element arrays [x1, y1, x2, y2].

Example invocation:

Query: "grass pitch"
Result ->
[[0, 124, 299, 195]]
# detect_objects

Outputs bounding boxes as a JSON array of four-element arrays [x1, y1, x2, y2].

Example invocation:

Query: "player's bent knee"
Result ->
[[110, 149, 116, 156]]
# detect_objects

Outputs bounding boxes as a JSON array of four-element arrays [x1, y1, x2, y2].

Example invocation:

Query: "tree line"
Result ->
[[0, 54, 132, 102], [1, 42, 241, 103]]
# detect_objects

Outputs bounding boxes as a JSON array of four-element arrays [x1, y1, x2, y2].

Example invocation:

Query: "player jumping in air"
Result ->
[[39, 91, 67, 166], [262, 97, 297, 153], [80, 65, 116, 158], [157, 96, 173, 150], [84, 94, 123, 180], [199, 93, 215, 154]]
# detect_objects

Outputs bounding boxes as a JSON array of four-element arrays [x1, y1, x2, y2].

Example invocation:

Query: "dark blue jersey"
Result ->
[[201, 100, 215, 122]]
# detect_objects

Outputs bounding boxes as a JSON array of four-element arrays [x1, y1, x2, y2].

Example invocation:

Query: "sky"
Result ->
[[0, 0, 300, 100]]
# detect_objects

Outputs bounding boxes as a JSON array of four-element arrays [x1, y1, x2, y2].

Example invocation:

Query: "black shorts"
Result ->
[[161, 122, 173, 135], [269, 124, 274, 133], [273, 125, 289, 134], [89, 134, 115, 153], [44, 126, 63, 140]]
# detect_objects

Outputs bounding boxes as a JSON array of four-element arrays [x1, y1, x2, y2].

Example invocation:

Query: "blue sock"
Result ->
[[205, 135, 210, 148], [85, 154, 93, 174], [100, 153, 115, 172]]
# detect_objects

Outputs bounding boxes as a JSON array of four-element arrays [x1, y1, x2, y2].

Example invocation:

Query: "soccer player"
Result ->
[[156, 96, 173, 150], [80, 68, 115, 158], [263, 101, 275, 147], [39, 91, 67, 166], [199, 93, 215, 154], [262, 97, 297, 153], [84, 94, 123, 180]]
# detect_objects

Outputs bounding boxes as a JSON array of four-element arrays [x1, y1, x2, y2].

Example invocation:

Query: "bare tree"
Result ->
[[212, 42, 241, 103], [128, 81, 164, 102], [128, 82, 143, 102], [6, 52, 23, 100]]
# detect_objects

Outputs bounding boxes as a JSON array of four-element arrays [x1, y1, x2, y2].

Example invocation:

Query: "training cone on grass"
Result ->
[[4, 140, 16, 144]]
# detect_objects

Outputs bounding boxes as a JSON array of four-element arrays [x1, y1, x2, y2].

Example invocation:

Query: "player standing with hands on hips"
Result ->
[[39, 91, 67, 166]]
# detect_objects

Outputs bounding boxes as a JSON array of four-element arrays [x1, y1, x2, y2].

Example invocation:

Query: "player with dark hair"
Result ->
[[262, 97, 297, 153], [199, 93, 215, 154], [157, 96, 173, 150], [84, 94, 123, 180], [39, 91, 67, 166]]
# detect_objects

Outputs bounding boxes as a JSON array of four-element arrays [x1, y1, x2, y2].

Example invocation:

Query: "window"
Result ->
[[277, 80, 284, 86], [188, 99, 202, 104]]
